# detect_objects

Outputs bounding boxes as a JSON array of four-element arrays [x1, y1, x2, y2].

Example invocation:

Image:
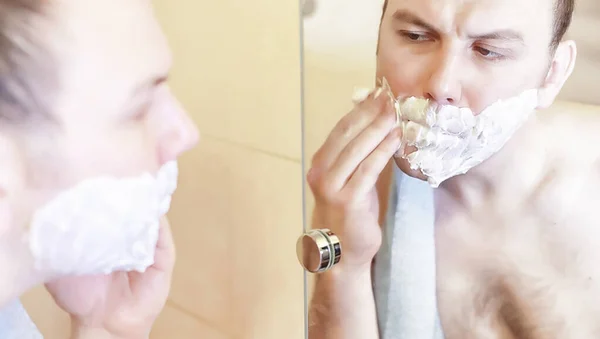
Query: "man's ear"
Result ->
[[537, 40, 577, 109]]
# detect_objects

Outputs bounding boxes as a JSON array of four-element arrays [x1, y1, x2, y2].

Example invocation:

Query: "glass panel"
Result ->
[[300, 0, 598, 338]]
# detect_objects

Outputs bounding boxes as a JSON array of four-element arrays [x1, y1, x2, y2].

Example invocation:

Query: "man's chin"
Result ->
[[393, 157, 428, 181]]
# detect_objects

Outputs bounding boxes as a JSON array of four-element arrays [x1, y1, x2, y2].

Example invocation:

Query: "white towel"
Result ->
[[0, 299, 43, 338], [373, 165, 444, 339]]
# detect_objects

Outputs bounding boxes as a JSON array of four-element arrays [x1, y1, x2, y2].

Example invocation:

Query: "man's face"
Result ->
[[377, 0, 558, 179], [6, 0, 199, 231]]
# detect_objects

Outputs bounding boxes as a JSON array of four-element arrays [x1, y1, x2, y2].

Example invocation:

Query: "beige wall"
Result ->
[[21, 1, 305, 339]]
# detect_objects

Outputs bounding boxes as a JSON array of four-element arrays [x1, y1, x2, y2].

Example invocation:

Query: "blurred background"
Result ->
[[21, 1, 305, 338]]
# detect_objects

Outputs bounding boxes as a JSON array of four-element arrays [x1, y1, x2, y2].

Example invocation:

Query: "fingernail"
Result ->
[[373, 87, 384, 99], [352, 87, 372, 104]]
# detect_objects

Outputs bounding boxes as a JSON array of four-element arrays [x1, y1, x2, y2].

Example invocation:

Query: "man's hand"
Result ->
[[308, 87, 400, 271], [307, 88, 400, 339], [45, 218, 175, 339]]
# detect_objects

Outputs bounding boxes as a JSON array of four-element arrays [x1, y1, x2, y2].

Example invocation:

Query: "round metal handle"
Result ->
[[296, 229, 341, 273]]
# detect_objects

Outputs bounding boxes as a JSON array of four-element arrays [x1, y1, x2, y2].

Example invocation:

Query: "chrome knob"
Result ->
[[296, 229, 341, 273]]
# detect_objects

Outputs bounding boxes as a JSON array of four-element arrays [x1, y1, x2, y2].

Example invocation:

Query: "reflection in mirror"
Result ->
[[8, 0, 305, 338], [300, 0, 600, 338]]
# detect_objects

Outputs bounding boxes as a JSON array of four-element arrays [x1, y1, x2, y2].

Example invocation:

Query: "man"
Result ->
[[306, 0, 589, 337], [0, 0, 198, 337]]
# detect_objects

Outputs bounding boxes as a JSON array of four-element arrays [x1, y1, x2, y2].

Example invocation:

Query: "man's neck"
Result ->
[[437, 116, 549, 211]]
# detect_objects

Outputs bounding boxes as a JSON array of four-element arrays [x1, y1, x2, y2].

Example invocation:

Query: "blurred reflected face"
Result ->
[[0, 0, 199, 278], [376, 0, 561, 179], [19, 0, 199, 203], [37, 0, 199, 187]]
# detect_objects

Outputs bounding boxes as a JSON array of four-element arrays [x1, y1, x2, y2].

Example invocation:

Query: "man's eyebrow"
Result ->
[[392, 9, 525, 44], [392, 9, 438, 33], [468, 30, 524, 43], [130, 75, 168, 98]]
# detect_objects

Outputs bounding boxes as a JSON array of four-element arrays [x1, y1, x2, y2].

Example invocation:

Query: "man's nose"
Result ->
[[171, 108, 200, 156], [159, 94, 200, 163], [423, 49, 462, 105]]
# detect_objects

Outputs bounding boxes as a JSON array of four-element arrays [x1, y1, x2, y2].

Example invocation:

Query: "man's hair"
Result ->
[[0, 0, 56, 127], [380, 0, 575, 49], [551, 0, 575, 48]]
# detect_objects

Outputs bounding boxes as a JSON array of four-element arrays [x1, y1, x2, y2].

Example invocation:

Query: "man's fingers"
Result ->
[[324, 102, 396, 191], [309, 90, 392, 198], [129, 218, 175, 298], [344, 127, 403, 197], [311, 89, 389, 173], [152, 217, 176, 273]]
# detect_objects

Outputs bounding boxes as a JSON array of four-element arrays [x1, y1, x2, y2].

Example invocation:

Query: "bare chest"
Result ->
[[434, 169, 600, 339]]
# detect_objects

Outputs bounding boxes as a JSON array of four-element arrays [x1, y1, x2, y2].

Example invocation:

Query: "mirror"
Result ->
[[301, 0, 600, 338], [17, 1, 305, 338]]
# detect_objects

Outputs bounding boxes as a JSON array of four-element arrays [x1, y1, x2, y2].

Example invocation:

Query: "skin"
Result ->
[[0, 0, 199, 338], [306, 0, 586, 337]]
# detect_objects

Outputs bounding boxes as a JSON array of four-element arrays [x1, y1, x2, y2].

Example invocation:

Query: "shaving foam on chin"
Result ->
[[26, 161, 178, 276], [353, 79, 539, 187]]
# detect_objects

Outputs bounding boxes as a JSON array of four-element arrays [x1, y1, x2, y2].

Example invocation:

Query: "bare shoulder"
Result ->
[[522, 102, 600, 217], [532, 101, 600, 177], [538, 101, 600, 150]]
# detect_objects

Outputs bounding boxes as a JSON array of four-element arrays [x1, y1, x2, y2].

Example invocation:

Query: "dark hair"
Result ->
[[380, 0, 575, 49], [0, 0, 56, 127], [551, 0, 575, 48]]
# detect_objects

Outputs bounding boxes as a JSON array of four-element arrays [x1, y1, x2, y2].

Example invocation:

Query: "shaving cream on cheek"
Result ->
[[26, 161, 178, 276], [352, 80, 540, 187]]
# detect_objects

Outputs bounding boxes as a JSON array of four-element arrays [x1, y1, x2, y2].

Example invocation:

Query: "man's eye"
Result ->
[[398, 31, 430, 42], [474, 46, 504, 60], [132, 102, 152, 121]]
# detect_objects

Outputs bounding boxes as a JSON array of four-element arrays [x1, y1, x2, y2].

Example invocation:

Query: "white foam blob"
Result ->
[[353, 79, 539, 187], [27, 161, 179, 276]]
